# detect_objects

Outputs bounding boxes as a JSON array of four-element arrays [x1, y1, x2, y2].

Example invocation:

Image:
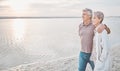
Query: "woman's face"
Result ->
[[93, 16, 101, 26]]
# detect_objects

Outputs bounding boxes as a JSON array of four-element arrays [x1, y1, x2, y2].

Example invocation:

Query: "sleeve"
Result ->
[[78, 24, 82, 36], [99, 30, 109, 62]]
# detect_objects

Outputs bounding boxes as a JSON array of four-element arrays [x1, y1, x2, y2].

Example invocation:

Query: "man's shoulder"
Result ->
[[79, 22, 83, 27], [89, 23, 95, 28]]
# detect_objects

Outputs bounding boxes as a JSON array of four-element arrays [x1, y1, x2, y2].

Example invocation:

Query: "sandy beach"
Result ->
[[2, 45, 120, 71]]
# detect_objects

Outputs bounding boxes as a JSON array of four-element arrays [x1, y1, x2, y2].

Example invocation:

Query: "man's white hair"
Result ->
[[83, 8, 92, 18]]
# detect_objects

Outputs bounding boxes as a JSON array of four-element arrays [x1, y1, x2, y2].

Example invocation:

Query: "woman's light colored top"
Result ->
[[91, 24, 112, 71]]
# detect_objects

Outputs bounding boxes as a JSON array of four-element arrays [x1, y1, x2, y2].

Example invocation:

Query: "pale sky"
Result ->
[[0, 0, 120, 16]]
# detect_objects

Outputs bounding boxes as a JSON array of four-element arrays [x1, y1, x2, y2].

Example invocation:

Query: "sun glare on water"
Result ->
[[12, 19, 26, 42]]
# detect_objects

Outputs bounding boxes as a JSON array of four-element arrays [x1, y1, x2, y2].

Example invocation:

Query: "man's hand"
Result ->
[[104, 24, 111, 34], [97, 24, 105, 33], [97, 24, 111, 34]]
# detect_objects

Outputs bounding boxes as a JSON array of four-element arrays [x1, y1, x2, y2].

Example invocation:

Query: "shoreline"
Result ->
[[2, 45, 120, 71]]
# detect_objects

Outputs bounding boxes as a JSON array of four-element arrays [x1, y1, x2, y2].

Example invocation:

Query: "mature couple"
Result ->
[[78, 8, 112, 71]]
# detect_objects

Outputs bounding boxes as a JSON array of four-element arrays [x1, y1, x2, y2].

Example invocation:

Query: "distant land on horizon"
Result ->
[[0, 16, 120, 19]]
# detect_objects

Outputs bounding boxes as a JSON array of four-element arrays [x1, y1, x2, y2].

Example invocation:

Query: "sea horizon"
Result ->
[[0, 16, 120, 19]]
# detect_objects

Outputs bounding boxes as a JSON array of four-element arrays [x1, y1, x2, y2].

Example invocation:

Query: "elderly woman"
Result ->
[[92, 11, 112, 71]]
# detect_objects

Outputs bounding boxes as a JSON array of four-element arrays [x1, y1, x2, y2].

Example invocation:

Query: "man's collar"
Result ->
[[82, 22, 92, 26]]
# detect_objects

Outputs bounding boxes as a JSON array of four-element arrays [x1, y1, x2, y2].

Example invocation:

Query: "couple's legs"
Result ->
[[78, 52, 94, 71], [89, 60, 95, 71], [78, 52, 87, 71]]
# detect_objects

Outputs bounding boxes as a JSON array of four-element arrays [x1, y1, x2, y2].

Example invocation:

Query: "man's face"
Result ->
[[82, 11, 91, 22]]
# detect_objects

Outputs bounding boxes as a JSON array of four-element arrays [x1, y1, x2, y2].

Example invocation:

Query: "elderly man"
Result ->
[[78, 8, 110, 71]]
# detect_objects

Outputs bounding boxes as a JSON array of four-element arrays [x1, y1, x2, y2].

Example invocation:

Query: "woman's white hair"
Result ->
[[94, 11, 104, 23], [83, 8, 93, 18]]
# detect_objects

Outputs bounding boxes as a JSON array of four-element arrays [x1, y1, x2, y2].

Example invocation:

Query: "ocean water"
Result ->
[[0, 17, 120, 70]]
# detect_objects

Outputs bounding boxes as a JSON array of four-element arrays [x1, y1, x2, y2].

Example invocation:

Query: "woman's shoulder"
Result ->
[[96, 29, 107, 36], [96, 24, 106, 34]]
